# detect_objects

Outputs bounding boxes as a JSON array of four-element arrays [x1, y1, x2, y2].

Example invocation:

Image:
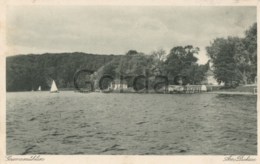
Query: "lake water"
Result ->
[[6, 91, 257, 155]]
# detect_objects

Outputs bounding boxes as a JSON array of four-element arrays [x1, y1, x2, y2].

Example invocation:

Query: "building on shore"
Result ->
[[203, 69, 219, 85], [109, 79, 128, 90]]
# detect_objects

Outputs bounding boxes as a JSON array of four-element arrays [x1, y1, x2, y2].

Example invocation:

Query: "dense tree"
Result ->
[[164, 45, 206, 84], [151, 48, 167, 62], [149, 49, 167, 76], [243, 22, 257, 83], [206, 23, 257, 86], [126, 50, 138, 56], [95, 51, 152, 89], [6, 52, 120, 91], [206, 37, 241, 86]]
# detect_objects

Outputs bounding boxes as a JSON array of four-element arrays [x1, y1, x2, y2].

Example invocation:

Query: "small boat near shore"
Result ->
[[50, 80, 59, 93]]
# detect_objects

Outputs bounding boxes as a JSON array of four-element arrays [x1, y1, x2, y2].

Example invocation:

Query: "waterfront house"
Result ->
[[204, 69, 218, 85], [109, 79, 128, 90]]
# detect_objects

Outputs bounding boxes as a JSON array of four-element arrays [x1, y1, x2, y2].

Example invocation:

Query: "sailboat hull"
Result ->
[[50, 91, 59, 93]]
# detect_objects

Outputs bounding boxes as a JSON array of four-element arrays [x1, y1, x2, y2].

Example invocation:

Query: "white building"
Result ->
[[109, 80, 128, 90], [205, 69, 219, 85]]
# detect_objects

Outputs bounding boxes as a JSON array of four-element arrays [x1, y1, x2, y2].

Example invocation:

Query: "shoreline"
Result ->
[[6, 90, 257, 95], [205, 91, 256, 95]]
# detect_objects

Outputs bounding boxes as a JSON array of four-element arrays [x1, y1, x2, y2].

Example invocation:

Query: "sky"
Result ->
[[7, 6, 256, 64]]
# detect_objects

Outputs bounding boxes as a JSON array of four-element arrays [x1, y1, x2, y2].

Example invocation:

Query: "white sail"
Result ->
[[38, 86, 41, 91], [50, 80, 58, 92]]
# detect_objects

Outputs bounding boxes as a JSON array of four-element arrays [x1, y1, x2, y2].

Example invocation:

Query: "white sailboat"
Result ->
[[38, 86, 41, 91], [50, 80, 59, 93]]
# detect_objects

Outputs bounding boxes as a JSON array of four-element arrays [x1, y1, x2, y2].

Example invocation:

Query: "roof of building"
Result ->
[[206, 69, 214, 76]]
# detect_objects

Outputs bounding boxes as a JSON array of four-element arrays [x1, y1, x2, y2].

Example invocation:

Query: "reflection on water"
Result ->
[[7, 92, 257, 155]]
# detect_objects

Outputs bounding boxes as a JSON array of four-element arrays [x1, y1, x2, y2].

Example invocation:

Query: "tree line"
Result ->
[[92, 46, 209, 90], [7, 47, 209, 92], [6, 52, 120, 91]]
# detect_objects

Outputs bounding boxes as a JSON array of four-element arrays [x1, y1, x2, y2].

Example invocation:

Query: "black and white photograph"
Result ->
[[1, 0, 259, 163]]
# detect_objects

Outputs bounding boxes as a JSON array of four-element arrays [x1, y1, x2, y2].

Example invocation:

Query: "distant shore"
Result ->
[[7, 84, 257, 95], [6, 90, 257, 96]]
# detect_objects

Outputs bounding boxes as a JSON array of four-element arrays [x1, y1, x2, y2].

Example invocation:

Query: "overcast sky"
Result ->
[[7, 6, 256, 64]]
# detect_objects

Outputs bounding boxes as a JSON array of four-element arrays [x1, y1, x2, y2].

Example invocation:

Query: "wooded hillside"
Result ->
[[6, 52, 121, 91]]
